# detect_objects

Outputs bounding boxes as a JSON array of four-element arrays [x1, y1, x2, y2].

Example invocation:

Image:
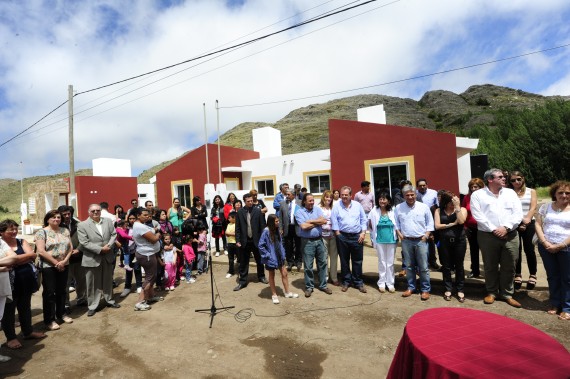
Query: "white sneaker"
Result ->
[[189, 278, 196, 283], [136, 287, 142, 294], [224, 250, 228, 255], [134, 302, 151, 311], [124, 265, 133, 271], [225, 273, 233, 279], [215, 252, 220, 257], [388, 287, 396, 293], [68, 286, 75, 293], [120, 288, 131, 298], [285, 292, 299, 298], [165, 287, 170, 291], [272, 295, 280, 304], [169, 286, 175, 291]]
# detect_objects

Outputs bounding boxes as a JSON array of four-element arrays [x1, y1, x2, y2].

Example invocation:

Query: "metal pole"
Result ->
[[216, 100, 221, 184], [68, 85, 76, 209], [20, 161, 24, 204], [203, 103, 210, 184]]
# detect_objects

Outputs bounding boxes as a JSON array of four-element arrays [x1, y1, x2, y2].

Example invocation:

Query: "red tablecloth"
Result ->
[[387, 308, 570, 379]]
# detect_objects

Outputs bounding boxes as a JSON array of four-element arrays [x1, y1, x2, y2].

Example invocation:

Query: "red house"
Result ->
[[155, 144, 259, 208], [329, 119, 460, 195]]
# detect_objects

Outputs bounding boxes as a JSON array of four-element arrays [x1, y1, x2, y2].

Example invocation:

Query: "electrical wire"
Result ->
[[220, 42, 570, 109], [0, 0, 381, 148], [74, 0, 379, 96], [208, 263, 382, 324]]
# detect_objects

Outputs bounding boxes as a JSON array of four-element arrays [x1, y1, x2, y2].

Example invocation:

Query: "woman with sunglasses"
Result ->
[[509, 171, 538, 290]]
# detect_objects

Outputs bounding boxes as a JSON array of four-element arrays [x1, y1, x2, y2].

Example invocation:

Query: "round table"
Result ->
[[387, 307, 570, 378]]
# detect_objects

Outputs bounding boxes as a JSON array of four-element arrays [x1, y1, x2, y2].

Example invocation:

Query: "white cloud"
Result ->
[[1, 0, 570, 179]]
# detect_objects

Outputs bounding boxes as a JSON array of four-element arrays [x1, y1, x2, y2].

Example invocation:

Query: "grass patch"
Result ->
[[536, 186, 550, 200]]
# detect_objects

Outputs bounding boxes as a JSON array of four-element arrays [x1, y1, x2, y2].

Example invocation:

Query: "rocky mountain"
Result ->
[[217, 84, 565, 154]]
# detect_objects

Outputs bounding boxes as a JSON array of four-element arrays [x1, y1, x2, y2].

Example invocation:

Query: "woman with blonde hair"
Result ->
[[509, 171, 538, 290], [319, 190, 339, 286]]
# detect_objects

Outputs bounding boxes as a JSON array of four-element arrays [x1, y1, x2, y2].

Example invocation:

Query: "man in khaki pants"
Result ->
[[471, 168, 523, 308]]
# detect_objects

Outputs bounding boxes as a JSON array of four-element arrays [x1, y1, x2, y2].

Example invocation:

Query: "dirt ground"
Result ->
[[1, 245, 569, 379]]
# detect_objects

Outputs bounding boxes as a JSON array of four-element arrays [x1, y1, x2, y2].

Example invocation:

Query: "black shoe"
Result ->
[[286, 264, 293, 272], [87, 309, 96, 317], [112, 281, 119, 288], [467, 272, 480, 279], [259, 277, 269, 284], [76, 300, 88, 307], [233, 284, 246, 291], [304, 289, 312, 298], [429, 263, 440, 270], [107, 303, 121, 309], [296, 264, 302, 271], [65, 306, 72, 315]]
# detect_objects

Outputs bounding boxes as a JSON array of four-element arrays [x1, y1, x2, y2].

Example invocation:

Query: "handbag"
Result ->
[[33, 229, 48, 291]]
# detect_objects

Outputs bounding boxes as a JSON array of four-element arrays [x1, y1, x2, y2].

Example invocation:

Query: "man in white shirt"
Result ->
[[394, 185, 434, 300], [416, 178, 440, 270], [99, 202, 116, 223], [470, 168, 523, 308]]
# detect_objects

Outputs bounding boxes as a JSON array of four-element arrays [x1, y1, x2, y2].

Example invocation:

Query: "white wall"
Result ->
[[252, 127, 282, 158], [137, 184, 155, 205], [241, 149, 331, 214], [357, 104, 386, 124], [92, 158, 131, 177]]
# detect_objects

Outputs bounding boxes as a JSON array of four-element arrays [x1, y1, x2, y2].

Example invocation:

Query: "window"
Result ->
[[371, 164, 408, 195], [256, 179, 275, 196], [364, 155, 415, 198], [171, 180, 193, 208], [307, 174, 330, 194]]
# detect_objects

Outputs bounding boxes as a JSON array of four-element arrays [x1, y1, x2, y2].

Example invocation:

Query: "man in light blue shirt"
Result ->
[[331, 186, 368, 293], [295, 194, 332, 297], [273, 183, 289, 213], [394, 185, 434, 300]]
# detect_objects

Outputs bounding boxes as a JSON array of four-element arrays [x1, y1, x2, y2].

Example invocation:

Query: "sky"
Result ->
[[1, 0, 569, 180]]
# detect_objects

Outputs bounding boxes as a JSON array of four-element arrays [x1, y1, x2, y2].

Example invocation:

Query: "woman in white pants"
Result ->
[[368, 191, 398, 293]]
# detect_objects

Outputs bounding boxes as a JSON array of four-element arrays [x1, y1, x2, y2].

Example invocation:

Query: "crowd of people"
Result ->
[[0, 171, 569, 363]]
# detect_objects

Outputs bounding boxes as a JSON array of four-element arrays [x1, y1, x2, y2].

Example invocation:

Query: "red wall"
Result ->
[[75, 176, 138, 219], [155, 144, 259, 208], [329, 119, 459, 194]]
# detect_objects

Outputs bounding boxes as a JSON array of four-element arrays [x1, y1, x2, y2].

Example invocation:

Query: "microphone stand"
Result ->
[[195, 250, 235, 328]]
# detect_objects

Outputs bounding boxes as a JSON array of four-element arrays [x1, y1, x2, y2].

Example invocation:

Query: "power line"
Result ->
[[219, 43, 570, 109], [74, 0, 379, 96], [0, 0, 380, 148]]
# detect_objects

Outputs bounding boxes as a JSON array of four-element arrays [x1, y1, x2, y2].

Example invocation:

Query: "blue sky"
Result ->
[[0, 0, 569, 180]]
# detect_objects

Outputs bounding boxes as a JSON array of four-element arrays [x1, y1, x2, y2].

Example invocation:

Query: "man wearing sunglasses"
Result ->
[[470, 168, 523, 308]]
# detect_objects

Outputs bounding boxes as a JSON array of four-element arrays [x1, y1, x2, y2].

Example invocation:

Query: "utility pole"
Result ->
[[216, 100, 221, 184], [68, 85, 76, 209], [203, 103, 210, 184]]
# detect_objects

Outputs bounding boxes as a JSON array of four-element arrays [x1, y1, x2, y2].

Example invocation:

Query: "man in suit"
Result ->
[[78, 203, 120, 317], [234, 193, 267, 291], [279, 189, 302, 271]]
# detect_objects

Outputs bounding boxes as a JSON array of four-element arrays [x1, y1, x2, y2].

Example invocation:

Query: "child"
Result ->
[[225, 211, 237, 278], [171, 227, 184, 282], [258, 214, 299, 304], [182, 235, 196, 283], [162, 233, 177, 291], [115, 220, 133, 271], [195, 225, 208, 275]]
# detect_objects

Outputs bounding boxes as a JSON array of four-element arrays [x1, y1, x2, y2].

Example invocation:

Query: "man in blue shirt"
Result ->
[[394, 184, 435, 300], [331, 186, 368, 293], [295, 194, 332, 297], [273, 183, 289, 213], [416, 178, 440, 270]]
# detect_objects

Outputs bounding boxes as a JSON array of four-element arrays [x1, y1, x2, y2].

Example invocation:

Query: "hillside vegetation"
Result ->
[[1, 84, 568, 216]]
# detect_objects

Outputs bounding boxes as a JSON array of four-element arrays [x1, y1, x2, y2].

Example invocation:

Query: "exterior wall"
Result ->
[[155, 144, 259, 209], [75, 176, 138, 219], [137, 183, 156, 205], [92, 158, 131, 177], [241, 149, 331, 214], [329, 119, 460, 195], [27, 179, 70, 225]]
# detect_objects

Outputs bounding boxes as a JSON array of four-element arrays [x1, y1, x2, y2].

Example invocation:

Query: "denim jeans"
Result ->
[[402, 239, 430, 293], [539, 244, 570, 313], [335, 232, 364, 287], [185, 260, 193, 281], [302, 238, 328, 291], [196, 252, 206, 273]]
